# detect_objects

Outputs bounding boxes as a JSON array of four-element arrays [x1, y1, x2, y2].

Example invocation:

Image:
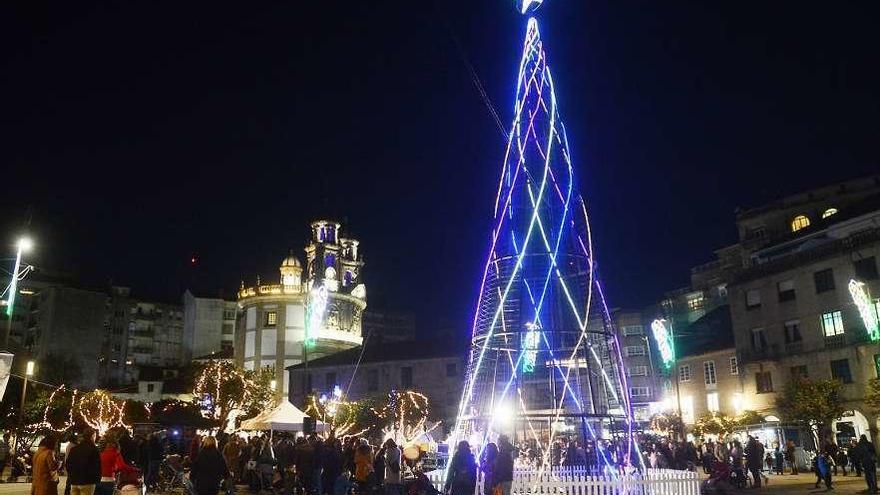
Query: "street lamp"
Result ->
[[14, 360, 35, 454], [4, 237, 34, 349]]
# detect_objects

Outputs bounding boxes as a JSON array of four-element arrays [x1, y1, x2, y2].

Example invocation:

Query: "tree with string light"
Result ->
[[77, 390, 128, 436], [372, 390, 438, 444], [193, 360, 274, 431]]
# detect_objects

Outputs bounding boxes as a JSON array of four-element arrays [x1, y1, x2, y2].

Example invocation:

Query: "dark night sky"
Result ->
[[1, 2, 878, 332]]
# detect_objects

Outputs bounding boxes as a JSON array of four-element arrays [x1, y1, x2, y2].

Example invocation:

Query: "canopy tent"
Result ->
[[240, 400, 327, 432]]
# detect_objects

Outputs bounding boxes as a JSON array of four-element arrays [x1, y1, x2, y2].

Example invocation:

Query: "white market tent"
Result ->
[[240, 400, 327, 432]]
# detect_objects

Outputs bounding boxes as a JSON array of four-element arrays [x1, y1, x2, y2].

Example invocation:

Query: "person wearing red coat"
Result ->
[[96, 441, 138, 495]]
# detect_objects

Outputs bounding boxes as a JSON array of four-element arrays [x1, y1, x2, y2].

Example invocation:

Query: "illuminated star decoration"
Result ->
[[849, 279, 880, 342], [450, 11, 637, 481], [651, 319, 676, 369]]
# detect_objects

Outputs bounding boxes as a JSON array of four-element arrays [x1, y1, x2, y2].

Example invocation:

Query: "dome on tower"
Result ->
[[281, 251, 302, 268]]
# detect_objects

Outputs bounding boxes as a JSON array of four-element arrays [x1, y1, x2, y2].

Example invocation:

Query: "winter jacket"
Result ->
[[31, 446, 58, 495], [383, 445, 402, 485], [493, 446, 514, 484], [191, 447, 229, 495], [66, 441, 101, 485], [100, 445, 138, 479], [446, 451, 477, 495]]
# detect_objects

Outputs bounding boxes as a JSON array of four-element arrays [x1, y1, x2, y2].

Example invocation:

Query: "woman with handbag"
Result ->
[[31, 435, 60, 495]]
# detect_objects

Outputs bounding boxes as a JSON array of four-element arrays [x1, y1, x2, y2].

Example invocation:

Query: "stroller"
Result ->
[[158, 454, 190, 493], [116, 467, 144, 495], [701, 460, 734, 495]]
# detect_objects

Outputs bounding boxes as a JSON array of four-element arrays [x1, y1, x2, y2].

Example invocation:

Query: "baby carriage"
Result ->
[[701, 460, 734, 495], [157, 454, 189, 493], [116, 467, 144, 495]]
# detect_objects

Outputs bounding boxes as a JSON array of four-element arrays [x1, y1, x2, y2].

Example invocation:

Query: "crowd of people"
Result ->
[[641, 433, 878, 493], [13, 425, 880, 495], [809, 435, 878, 492], [26, 429, 422, 495]]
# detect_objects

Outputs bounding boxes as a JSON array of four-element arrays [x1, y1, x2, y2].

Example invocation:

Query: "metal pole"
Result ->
[[14, 375, 28, 455], [303, 341, 309, 396], [668, 320, 684, 440], [3, 245, 24, 349]]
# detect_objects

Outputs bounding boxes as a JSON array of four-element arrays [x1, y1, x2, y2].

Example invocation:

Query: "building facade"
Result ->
[[286, 340, 466, 429], [100, 289, 185, 385], [729, 190, 880, 444], [182, 291, 237, 360], [614, 310, 658, 422], [235, 220, 367, 397], [27, 286, 108, 388], [361, 310, 416, 342], [675, 347, 744, 425]]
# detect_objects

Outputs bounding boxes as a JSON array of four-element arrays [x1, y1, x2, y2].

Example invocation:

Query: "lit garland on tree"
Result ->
[[77, 390, 129, 435], [372, 390, 439, 444], [193, 360, 274, 432], [34, 385, 75, 432], [304, 387, 368, 437]]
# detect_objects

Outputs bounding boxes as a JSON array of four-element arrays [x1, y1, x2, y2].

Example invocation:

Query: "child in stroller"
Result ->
[[117, 467, 144, 495]]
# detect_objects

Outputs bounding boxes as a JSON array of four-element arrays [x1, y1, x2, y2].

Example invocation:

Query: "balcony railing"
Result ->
[[784, 341, 803, 354], [824, 334, 847, 349]]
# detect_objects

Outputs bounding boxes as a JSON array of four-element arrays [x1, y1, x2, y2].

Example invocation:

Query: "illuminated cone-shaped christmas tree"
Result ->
[[451, 10, 637, 472]]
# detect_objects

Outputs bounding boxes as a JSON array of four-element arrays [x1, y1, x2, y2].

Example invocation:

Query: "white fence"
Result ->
[[426, 468, 700, 495]]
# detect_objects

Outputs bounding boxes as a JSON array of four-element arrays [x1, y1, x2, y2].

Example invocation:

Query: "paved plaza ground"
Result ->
[[0, 472, 875, 495]]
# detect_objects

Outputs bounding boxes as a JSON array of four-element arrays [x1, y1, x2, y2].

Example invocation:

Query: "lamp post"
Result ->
[[4, 237, 34, 349], [651, 317, 683, 437], [14, 360, 34, 455]]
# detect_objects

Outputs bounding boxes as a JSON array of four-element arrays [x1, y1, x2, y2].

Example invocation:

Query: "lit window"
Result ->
[[265, 311, 277, 327], [822, 208, 838, 219], [687, 293, 704, 312], [729, 356, 738, 375], [679, 364, 691, 382], [706, 392, 719, 412], [703, 361, 717, 386], [821, 311, 845, 337], [791, 215, 811, 232], [681, 396, 695, 424]]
